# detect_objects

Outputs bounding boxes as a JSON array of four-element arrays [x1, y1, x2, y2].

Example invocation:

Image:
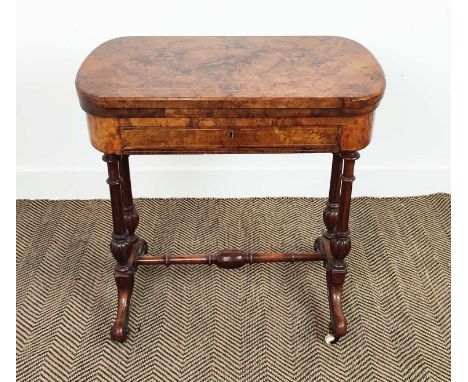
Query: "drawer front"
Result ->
[[121, 126, 339, 154]]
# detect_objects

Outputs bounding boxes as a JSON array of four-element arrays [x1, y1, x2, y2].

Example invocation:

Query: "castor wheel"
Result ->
[[322, 260, 327, 269], [325, 323, 340, 344], [324, 333, 336, 345]]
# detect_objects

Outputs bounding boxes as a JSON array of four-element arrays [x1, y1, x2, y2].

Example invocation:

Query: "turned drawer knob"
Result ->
[[228, 130, 235, 139]]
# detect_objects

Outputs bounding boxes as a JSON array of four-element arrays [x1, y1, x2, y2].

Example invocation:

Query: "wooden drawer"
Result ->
[[121, 126, 339, 154]]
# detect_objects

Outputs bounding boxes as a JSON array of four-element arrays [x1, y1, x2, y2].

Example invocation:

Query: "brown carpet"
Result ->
[[16, 194, 451, 382]]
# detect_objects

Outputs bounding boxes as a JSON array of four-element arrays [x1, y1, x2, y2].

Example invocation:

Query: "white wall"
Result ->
[[16, 0, 450, 199]]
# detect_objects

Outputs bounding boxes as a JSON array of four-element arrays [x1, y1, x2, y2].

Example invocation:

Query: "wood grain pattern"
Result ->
[[86, 113, 375, 154], [76, 36, 385, 113], [86, 115, 121, 154], [119, 116, 367, 127], [339, 113, 375, 151], [121, 126, 339, 153], [80, 37, 385, 155], [163, 106, 379, 118]]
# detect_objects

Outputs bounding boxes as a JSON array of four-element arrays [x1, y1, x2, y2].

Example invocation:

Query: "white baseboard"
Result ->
[[16, 167, 450, 199]]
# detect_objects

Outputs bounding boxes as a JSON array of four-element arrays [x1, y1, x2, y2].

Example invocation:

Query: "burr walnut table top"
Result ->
[[76, 36, 385, 114], [76, 36, 385, 155]]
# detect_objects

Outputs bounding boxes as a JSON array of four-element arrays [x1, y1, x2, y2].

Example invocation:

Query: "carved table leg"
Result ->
[[325, 151, 359, 344], [120, 155, 148, 256], [315, 153, 343, 260], [103, 154, 135, 343]]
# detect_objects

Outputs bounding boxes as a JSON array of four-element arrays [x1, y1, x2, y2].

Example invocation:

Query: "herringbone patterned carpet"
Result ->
[[16, 194, 451, 382]]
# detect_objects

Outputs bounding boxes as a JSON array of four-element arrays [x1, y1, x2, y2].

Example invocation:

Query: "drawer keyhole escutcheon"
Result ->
[[228, 130, 235, 139]]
